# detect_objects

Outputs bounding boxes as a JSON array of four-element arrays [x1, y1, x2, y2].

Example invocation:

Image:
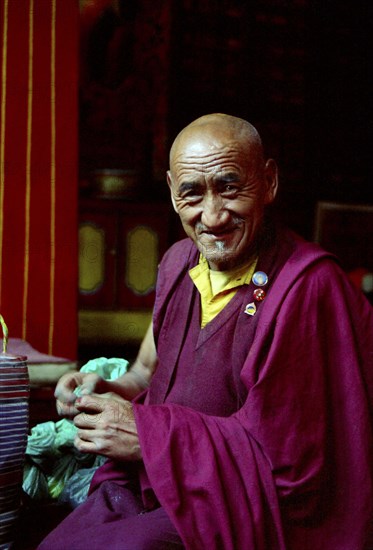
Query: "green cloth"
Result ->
[[79, 356, 129, 380], [23, 357, 128, 501]]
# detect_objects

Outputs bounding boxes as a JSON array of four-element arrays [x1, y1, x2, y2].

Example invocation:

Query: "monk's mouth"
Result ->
[[199, 227, 239, 240]]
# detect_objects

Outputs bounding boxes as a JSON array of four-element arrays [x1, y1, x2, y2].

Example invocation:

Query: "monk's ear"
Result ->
[[167, 171, 178, 214], [263, 159, 278, 205]]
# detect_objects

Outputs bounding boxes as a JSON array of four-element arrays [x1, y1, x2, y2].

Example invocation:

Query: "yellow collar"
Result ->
[[189, 255, 256, 296], [189, 255, 258, 327]]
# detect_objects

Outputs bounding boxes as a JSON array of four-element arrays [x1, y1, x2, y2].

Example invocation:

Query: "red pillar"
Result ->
[[0, 0, 78, 358]]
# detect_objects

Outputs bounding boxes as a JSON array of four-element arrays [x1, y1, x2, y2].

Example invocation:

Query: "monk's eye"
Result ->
[[221, 184, 239, 197], [182, 191, 203, 204], [179, 183, 204, 204]]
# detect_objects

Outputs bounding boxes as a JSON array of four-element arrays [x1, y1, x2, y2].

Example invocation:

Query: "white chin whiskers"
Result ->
[[200, 240, 226, 255], [215, 240, 225, 251]]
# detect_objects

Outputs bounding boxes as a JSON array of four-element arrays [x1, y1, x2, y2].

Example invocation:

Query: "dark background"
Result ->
[[79, 0, 372, 241]]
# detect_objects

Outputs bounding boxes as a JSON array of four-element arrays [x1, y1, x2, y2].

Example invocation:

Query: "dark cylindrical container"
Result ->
[[0, 352, 29, 549]]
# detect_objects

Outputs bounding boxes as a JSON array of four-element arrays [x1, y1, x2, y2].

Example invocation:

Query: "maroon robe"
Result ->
[[132, 228, 373, 549], [40, 227, 373, 549]]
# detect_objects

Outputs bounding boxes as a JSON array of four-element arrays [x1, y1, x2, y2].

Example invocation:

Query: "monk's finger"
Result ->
[[56, 398, 79, 418], [74, 432, 101, 455], [74, 410, 102, 429], [75, 394, 105, 414]]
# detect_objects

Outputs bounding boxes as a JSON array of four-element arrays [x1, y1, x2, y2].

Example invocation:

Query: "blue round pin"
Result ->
[[252, 271, 268, 287]]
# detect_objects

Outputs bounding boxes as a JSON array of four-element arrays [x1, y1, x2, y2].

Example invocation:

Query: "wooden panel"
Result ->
[[118, 202, 171, 309], [125, 225, 158, 295], [78, 212, 117, 308], [78, 199, 172, 346], [79, 222, 105, 294]]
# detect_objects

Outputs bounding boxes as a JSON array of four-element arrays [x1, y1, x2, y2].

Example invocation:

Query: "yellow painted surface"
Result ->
[[79, 223, 105, 293], [79, 309, 152, 344], [126, 225, 158, 295]]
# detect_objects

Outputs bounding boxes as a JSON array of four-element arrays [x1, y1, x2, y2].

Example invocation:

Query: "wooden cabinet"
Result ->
[[78, 197, 173, 349]]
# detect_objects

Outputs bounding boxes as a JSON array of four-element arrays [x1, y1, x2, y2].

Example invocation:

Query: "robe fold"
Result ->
[[130, 229, 373, 549], [42, 227, 372, 550]]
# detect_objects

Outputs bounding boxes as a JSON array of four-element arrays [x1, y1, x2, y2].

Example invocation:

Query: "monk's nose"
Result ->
[[201, 196, 229, 229]]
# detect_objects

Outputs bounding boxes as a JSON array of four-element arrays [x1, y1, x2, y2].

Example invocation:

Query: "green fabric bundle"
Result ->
[[23, 357, 128, 502]]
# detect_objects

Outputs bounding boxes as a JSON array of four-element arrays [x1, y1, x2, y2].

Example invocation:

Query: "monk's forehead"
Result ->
[[171, 124, 249, 163]]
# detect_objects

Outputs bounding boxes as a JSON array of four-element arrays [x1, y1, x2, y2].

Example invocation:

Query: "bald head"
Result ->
[[166, 113, 278, 270], [169, 113, 264, 173]]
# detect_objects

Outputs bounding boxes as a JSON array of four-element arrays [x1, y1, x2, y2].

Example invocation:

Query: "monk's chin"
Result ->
[[200, 245, 240, 271]]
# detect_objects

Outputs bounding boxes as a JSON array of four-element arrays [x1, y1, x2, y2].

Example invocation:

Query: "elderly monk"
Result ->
[[39, 114, 373, 550]]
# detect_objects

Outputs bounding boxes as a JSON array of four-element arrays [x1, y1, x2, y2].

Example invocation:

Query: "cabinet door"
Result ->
[[78, 212, 117, 308], [118, 205, 171, 309]]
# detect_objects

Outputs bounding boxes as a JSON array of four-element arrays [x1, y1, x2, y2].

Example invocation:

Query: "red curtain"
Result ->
[[0, 0, 78, 359]]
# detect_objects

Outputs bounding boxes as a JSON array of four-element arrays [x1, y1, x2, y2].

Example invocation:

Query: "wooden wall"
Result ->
[[1, 0, 368, 359]]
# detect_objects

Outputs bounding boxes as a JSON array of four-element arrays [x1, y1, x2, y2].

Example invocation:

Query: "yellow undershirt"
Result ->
[[189, 255, 258, 328]]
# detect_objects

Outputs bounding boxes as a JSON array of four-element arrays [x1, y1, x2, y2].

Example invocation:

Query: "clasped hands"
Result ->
[[55, 372, 141, 462]]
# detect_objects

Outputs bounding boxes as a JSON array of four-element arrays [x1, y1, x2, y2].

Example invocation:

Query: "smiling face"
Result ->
[[167, 114, 278, 271]]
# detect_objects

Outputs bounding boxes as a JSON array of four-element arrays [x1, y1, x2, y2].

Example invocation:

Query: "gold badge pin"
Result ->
[[244, 302, 257, 316]]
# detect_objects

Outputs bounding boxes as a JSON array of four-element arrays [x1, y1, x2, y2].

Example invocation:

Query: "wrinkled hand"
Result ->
[[73, 393, 141, 462], [55, 372, 106, 418]]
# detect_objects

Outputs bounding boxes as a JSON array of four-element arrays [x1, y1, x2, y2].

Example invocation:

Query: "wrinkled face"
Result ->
[[167, 129, 277, 271]]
